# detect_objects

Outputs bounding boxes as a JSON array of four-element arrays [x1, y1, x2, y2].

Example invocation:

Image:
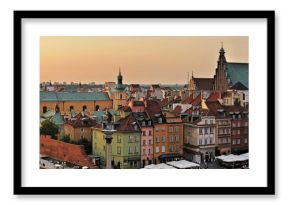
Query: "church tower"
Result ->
[[113, 68, 127, 110], [213, 44, 229, 92]]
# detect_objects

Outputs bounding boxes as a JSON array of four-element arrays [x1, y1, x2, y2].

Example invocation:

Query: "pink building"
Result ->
[[133, 112, 154, 167], [128, 100, 145, 113]]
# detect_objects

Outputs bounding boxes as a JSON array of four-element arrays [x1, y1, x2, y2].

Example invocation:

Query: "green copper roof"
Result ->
[[40, 91, 110, 102], [225, 63, 248, 88], [51, 112, 64, 125]]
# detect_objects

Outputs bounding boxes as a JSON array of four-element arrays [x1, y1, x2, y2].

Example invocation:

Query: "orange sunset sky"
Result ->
[[40, 36, 248, 84]]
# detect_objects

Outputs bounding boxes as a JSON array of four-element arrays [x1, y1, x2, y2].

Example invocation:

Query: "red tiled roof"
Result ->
[[192, 94, 202, 106], [118, 106, 132, 112], [66, 113, 96, 128], [173, 105, 182, 116], [207, 91, 221, 101], [145, 100, 163, 119], [130, 84, 140, 88], [117, 114, 141, 132]]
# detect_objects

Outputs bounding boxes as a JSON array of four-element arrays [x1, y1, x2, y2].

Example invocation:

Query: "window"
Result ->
[[205, 120, 208, 124], [199, 128, 203, 135], [237, 130, 241, 135], [43, 106, 47, 114], [69, 105, 74, 112], [232, 123, 236, 127], [155, 136, 159, 143], [237, 122, 241, 127], [244, 138, 248, 143], [117, 146, 121, 155], [142, 121, 146, 126], [135, 136, 139, 142], [155, 147, 159, 153], [80, 128, 84, 132], [243, 93, 246, 100], [142, 131, 146, 136], [218, 138, 222, 144], [199, 138, 202, 145], [148, 148, 152, 155], [129, 136, 134, 142], [95, 105, 99, 111], [156, 128, 159, 132], [117, 135, 121, 143], [210, 127, 214, 134], [224, 128, 227, 134], [210, 120, 213, 124], [148, 121, 151, 126], [175, 126, 179, 132], [149, 130, 152, 136], [148, 139, 152, 145], [143, 149, 146, 155], [210, 137, 213, 144], [205, 128, 208, 134], [128, 147, 133, 154], [237, 139, 241, 144], [161, 127, 165, 132], [161, 145, 165, 153], [219, 129, 223, 135], [169, 136, 174, 142], [245, 122, 248, 127], [135, 146, 139, 153], [143, 140, 146, 145], [232, 140, 236, 145], [162, 136, 166, 142], [169, 126, 173, 132], [176, 135, 179, 142], [82, 105, 87, 112]]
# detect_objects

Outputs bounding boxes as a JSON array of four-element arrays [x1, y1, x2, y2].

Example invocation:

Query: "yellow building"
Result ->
[[40, 91, 113, 115]]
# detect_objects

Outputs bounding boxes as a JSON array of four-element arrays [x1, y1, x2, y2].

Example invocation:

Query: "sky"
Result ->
[[40, 36, 248, 84]]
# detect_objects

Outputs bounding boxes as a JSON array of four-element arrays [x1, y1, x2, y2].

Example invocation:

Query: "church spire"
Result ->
[[116, 67, 123, 90], [218, 43, 226, 63]]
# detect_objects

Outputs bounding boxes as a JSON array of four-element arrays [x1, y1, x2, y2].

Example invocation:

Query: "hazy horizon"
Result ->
[[40, 36, 248, 84]]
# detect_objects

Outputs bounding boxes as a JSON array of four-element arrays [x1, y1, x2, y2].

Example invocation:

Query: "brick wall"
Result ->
[[40, 135, 96, 168]]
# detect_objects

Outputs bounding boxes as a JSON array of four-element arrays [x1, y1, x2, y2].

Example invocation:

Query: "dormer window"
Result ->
[[158, 117, 162, 123]]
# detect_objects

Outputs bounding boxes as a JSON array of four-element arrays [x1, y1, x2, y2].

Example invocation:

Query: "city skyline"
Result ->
[[40, 36, 248, 84]]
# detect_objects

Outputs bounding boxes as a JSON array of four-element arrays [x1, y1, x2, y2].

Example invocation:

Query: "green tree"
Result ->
[[77, 138, 92, 155], [59, 132, 71, 143], [40, 120, 59, 139]]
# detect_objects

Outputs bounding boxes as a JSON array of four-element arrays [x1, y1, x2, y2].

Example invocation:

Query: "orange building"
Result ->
[[40, 91, 113, 115]]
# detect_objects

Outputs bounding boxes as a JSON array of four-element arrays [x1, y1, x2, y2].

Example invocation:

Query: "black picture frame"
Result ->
[[14, 10, 275, 195]]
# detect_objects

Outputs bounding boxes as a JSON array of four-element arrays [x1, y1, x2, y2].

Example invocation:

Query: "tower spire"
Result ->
[[119, 66, 121, 76]]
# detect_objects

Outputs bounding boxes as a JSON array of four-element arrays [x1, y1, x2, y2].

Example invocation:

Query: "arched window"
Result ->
[[95, 105, 99, 111], [43, 106, 47, 114], [69, 105, 74, 112], [82, 105, 87, 112]]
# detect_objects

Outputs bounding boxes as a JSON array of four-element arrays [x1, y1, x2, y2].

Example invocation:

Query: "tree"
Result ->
[[40, 120, 59, 139], [59, 132, 71, 143], [77, 138, 92, 155]]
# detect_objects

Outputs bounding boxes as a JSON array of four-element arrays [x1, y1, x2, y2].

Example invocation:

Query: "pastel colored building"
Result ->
[[92, 114, 141, 169], [133, 112, 154, 167], [184, 115, 216, 164]]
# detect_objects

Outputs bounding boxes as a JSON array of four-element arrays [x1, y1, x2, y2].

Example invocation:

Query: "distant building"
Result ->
[[213, 46, 249, 92]]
